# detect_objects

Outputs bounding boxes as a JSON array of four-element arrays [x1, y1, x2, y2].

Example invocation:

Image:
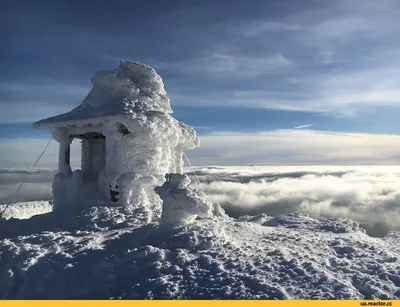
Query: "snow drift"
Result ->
[[1, 203, 399, 299]]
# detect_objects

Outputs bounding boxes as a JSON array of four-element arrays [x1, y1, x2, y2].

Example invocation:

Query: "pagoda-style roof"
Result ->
[[34, 61, 173, 129]]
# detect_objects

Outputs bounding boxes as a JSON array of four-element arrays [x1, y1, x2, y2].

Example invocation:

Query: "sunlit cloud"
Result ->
[[293, 124, 315, 129], [187, 165, 400, 236], [188, 130, 400, 165]]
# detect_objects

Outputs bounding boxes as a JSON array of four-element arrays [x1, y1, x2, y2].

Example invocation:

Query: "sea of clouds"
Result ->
[[0, 169, 56, 204], [1, 164, 400, 237], [187, 166, 400, 237]]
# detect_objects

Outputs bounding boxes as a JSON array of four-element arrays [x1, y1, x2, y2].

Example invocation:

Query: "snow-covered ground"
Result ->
[[1, 200, 399, 299], [0, 201, 52, 220]]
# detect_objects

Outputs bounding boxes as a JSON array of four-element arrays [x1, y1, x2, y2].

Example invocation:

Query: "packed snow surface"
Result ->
[[1, 202, 399, 299], [0, 201, 52, 220]]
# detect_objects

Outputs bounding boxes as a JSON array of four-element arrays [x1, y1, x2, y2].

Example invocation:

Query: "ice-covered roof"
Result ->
[[34, 61, 173, 129]]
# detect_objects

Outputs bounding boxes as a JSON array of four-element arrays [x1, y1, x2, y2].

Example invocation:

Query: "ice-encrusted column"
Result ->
[[81, 139, 90, 173], [59, 140, 71, 174], [51, 127, 81, 213], [52, 127, 72, 174], [174, 145, 184, 174]]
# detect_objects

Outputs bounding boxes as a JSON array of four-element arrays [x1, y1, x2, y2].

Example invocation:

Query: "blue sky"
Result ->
[[2, 0, 400, 166]]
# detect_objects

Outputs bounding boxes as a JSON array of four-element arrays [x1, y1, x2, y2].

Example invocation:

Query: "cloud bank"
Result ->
[[187, 166, 400, 237], [188, 130, 400, 166], [2, 130, 400, 237], [0, 169, 56, 204], [0, 139, 80, 204], [2, 164, 400, 237], [4, 130, 400, 171], [1, 128, 400, 174]]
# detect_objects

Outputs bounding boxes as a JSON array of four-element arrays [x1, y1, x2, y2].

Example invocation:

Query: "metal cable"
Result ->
[[182, 152, 209, 199], [0, 137, 53, 219]]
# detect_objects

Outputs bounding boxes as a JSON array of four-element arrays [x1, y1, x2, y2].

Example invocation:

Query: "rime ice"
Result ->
[[33, 61, 199, 213], [155, 173, 214, 227]]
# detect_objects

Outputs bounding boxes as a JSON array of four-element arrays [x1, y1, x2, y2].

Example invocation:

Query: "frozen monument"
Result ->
[[155, 173, 214, 226], [34, 61, 199, 212]]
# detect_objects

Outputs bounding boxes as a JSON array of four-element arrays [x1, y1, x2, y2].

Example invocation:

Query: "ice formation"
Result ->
[[155, 173, 214, 227], [33, 61, 199, 214]]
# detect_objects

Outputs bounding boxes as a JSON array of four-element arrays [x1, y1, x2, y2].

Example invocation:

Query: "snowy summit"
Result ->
[[0, 62, 399, 300]]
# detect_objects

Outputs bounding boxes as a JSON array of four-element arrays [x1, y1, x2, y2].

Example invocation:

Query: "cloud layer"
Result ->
[[188, 130, 400, 166], [187, 166, 400, 237], [2, 0, 400, 123], [2, 129, 400, 172], [2, 164, 400, 237], [2, 130, 400, 237], [0, 169, 56, 204]]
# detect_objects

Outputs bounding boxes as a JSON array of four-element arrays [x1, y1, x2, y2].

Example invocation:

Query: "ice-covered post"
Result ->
[[155, 173, 214, 227], [51, 127, 79, 212], [59, 141, 71, 173], [52, 127, 72, 174]]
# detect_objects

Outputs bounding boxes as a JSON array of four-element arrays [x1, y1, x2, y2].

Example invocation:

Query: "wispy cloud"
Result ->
[[3, 129, 400, 172], [0, 79, 89, 123], [3, 0, 400, 123], [158, 52, 292, 77], [0, 138, 81, 169], [293, 124, 315, 129], [240, 21, 302, 38]]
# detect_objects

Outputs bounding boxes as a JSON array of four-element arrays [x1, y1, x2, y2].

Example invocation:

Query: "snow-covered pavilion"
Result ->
[[33, 61, 199, 211]]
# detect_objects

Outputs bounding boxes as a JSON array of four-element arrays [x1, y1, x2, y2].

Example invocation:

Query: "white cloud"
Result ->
[[0, 80, 88, 96], [0, 79, 89, 123], [240, 21, 302, 37], [4, 0, 400, 123], [0, 102, 76, 124], [163, 0, 400, 114], [2, 130, 400, 176], [293, 124, 315, 129], [0, 138, 81, 169], [173, 65, 400, 114], [187, 165, 400, 236], [314, 68, 400, 110], [2, 134, 400, 237], [187, 130, 400, 166], [155, 52, 292, 78], [0, 169, 56, 204]]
